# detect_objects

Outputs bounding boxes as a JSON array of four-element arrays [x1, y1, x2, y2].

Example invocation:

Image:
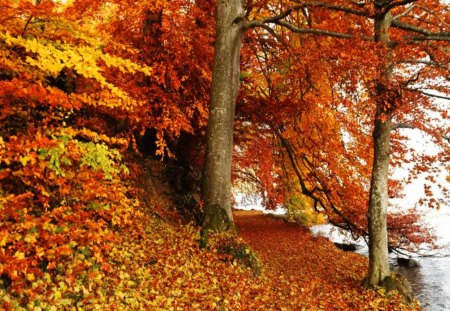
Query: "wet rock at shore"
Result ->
[[334, 242, 358, 252], [397, 257, 420, 268]]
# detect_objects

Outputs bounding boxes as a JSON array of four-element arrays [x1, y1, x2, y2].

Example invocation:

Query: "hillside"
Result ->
[[1, 157, 421, 310]]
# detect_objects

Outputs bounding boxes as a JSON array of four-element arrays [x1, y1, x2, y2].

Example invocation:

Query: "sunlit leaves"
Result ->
[[1, 32, 151, 109]]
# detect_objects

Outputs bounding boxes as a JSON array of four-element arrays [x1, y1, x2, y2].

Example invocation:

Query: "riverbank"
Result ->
[[234, 210, 421, 310]]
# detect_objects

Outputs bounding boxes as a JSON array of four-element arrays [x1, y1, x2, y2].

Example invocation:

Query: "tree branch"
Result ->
[[244, 5, 301, 29], [275, 127, 368, 237], [245, 1, 450, 43], [406, 88, 450, 101], [385, 0, 416, 13], [245, 1, 370, 30], [391, 123, 450, 143], [392, 3, 416, 20], [288, 0, 370, 17], [21, 15, 34, 36], [405, 35, 450, 41], [414, 5, 450, 29], [275, 20, 353, 39], [392, 20, 450, 41], [391, 123, 415, 131]]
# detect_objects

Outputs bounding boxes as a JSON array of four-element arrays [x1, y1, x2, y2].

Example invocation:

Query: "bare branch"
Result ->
[[392, 123, 450, 143], [244, 5, 301, 29], [392, 20, 450, 41], [288, 0, 370, 17], [405, 35, 450, 42], [245, 0, 370, 31], [406, 88, 450, 101], [391, 123, 415, 131], [392, 20, 432, 35], [21, 15, 34, 36], [254, 23, 285, 42]]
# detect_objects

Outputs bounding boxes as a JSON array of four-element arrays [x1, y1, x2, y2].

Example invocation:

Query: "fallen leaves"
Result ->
[[234, 210, 422, 310]]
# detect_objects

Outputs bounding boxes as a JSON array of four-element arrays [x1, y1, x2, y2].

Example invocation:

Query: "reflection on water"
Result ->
[[392, 256, 450, 311]]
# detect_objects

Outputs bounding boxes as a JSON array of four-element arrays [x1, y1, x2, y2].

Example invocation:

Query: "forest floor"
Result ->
[[233, 210, 421, 310], [1, 156, 422, 310]]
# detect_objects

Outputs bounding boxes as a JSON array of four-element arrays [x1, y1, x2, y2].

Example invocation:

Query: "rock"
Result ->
[[381, 272, 414, 304], [334, 242, 358, 252], [397, 257, 419, 268]]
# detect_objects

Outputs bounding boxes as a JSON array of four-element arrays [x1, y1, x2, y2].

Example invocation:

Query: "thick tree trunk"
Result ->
[[202, 0, 245, 232], [366, 6, 393, 287], [367, 107, 392, 286]]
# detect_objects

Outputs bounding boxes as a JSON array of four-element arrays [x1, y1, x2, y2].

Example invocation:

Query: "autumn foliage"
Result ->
[[0, 0, 211, 308], [235, 210, 421, 310], [0, 0, 447, 309]]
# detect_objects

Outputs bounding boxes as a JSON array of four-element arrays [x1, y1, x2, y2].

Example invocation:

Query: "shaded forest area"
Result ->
[[1, 0, 449, 309]]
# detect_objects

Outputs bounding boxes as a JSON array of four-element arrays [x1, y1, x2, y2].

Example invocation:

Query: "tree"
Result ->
[[202, 0, 355, 232], [203, 0, 449, 289], [366, 0, 395, 287], [364, 0, 450, 287], [202, 0, 246, 232]]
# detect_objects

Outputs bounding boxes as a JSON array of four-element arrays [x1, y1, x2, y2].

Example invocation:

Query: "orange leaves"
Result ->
[[234, 211, 421, 310]]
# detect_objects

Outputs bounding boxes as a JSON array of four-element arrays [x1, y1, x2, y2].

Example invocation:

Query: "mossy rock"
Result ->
[[381, 272, 413, 304], [200, 204, 233, 248], [216, 238, 262, 276]]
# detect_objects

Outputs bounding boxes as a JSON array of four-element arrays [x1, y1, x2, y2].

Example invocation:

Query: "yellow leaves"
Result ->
[[20, 154, 37, 166], [24, 232, 38, 244], [101, 53, 152, 76], [26, 273, 35, 282], [1, 32, 151, 111], [119, 271, 130, 280], [0, 235, 6, 247], [115, 290, 125, 299], [53, 289, 62, 299], [14, 250, 25, 260]]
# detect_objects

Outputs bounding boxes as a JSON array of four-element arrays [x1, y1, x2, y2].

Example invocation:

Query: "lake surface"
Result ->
[[392, 256, 450, 311], [311, 221, 450, 311]]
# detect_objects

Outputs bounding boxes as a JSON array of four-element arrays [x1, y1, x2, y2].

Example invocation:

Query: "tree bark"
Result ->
[[366, 5, 393, 287], [202, 0, 245, 232]]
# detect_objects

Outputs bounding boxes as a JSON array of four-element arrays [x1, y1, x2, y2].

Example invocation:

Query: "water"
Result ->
[[311, 223, 450, 311], [235, 193, 450, 310], [392, 256, 450, 311]]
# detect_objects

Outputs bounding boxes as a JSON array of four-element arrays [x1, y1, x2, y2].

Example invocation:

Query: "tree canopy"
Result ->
[[1, 0, 449, 307]]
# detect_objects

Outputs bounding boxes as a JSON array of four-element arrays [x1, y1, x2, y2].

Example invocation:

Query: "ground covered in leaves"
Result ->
[[234, 210, 422, 310], [1, 153, 421, 310]]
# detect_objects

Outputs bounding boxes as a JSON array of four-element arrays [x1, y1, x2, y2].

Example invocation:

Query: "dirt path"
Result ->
[[233, 210, 419, 310]]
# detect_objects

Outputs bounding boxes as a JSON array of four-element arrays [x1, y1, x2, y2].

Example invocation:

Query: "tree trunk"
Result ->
[[202, 0, 245, 232], [367, 107, 392, 286], [366, 6, 393, 287]]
